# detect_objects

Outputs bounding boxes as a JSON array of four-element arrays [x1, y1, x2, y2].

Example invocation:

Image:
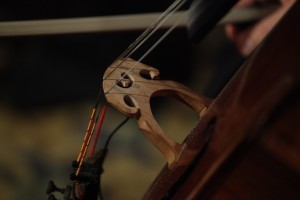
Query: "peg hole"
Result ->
[[117, 72, 133, 88], [140, 70, 159, 80], [124, 95, 137, 108]]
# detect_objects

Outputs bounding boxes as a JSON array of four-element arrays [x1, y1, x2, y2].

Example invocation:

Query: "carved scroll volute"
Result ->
[[103, 59, 211, 167]]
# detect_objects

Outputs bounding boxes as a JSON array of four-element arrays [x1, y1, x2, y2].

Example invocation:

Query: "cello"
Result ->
[[47, 0, 300, 199]]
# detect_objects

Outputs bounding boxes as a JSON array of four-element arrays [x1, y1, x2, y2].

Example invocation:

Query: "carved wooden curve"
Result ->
[[103, 59, 211, 167]]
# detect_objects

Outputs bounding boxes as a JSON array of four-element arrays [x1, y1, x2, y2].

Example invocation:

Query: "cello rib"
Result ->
[[143, 1, 300, 199]]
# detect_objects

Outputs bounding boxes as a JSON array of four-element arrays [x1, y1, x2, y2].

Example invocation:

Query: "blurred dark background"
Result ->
[[0, 1, 242, 199]]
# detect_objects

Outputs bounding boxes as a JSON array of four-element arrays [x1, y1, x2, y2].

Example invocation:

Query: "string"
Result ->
[[103, 0, 187, 80], [103, 0, 188, 80], [75, 0, 188, 177], [104, 117, 130, 150], [79, 0, 186, 167], [89, 103, 107, 156], [103, 10, 183, 95], [75, 105, 97, 163]]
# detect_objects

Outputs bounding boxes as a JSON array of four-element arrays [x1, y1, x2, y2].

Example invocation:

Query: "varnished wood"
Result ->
[[143, 1, 300, 199]]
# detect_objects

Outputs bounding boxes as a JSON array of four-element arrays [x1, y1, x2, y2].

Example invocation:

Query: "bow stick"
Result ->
[[0, 5, 278, 37]]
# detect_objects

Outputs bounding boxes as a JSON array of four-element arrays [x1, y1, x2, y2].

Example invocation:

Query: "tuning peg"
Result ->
[[48, 194, 58, 200], [47, 180, 65, 194]]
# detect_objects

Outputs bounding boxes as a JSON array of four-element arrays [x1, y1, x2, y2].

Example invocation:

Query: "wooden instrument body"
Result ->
[[143, 1, 300, 199]]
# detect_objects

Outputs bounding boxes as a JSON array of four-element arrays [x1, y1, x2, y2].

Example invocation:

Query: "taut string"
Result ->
[[103, 0, 188, 81], [75, 0, 188, 175]]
